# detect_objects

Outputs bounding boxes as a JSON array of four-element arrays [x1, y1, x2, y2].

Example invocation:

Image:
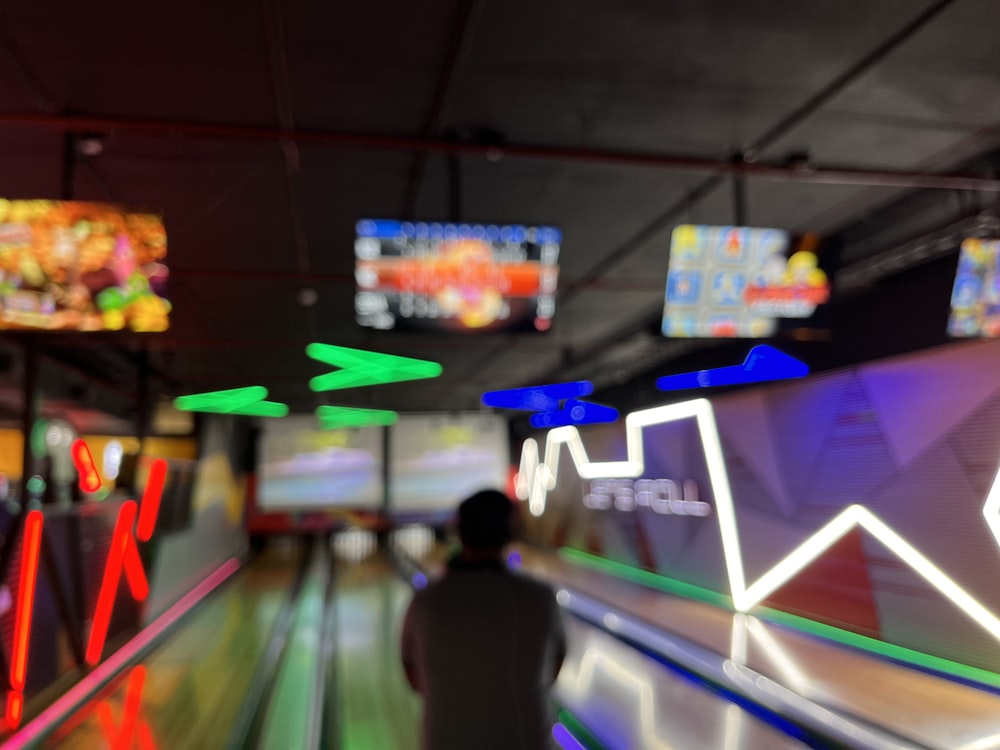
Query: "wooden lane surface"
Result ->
[[516, 546, 1000, 750], [43, 546, 301, 750], [558, 618, 808, 750], [335, 554, 422, 750]]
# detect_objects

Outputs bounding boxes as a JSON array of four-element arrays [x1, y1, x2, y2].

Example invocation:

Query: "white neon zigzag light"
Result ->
[[515, 398, 1000, 643]]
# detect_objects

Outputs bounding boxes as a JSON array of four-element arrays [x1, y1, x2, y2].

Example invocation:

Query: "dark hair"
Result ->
[[457, 489, 514, 549]]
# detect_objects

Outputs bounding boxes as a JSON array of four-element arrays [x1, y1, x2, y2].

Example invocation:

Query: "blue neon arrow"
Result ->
[[529, 399, 619, 429], [656, 345, 809, 391], [481, 381, 594, 412]]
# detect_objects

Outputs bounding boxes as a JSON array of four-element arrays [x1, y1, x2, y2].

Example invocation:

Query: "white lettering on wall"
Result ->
[[583, 478, 712, 517]]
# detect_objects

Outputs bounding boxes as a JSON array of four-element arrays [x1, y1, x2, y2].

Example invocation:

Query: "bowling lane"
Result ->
[[42, 543, 303, 750], [334, 553, 422, 750], [518, 546, 1000, 750]]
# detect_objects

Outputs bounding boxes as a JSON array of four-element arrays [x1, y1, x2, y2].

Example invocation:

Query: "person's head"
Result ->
[[457, 489, 514, 555]]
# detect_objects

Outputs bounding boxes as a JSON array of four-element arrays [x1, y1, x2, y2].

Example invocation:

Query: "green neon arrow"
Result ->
[[306, 343, 442, 392], [316, 405, 398, 429], [173, 386, 289, 418]]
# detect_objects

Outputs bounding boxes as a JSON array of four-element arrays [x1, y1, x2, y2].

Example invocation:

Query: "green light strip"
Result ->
[[759, 607, 1000, 689], [315, 405, 398, 429], [173, 386, 289, 418], [559, 548, 733, 609], [556, 709, 607, 750], [558, 547, 1000, 690], [306, 343, 442, 392]]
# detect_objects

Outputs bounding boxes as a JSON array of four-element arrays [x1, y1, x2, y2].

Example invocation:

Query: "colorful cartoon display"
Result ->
[[0, 200, 169, 332], [662, 225, 829, 338], [354, 219, 560, 333], [948, 239, 1000, 337]]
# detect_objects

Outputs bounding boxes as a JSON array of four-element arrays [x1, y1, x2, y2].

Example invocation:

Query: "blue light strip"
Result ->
[[529, 399, 619, 428], [356, 218, 562, 244], [482, 381, 594, 411], [551, 723, 588, 750], [656, 344, 809, 391]]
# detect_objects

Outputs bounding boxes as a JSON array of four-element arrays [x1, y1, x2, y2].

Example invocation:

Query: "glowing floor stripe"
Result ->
[[5, 557, 240, 749], [559, 644, 680, 750], [517, 397, 1000, 643]]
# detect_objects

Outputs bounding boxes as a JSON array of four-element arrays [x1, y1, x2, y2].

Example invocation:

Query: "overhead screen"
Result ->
[[389, 413, 509, 514], [661, 224, 829, 338], [0, 199, 169, 332], [354, 219, 560, 333], [948, 238, 1000, 337], [257, 416, 383, 510]]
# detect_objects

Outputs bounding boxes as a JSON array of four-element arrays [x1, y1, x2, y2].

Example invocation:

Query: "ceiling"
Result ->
[[1, 0, 1000, 422]]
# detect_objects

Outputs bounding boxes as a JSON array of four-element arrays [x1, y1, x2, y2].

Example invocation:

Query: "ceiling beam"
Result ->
[[2, 111, 999, 193]]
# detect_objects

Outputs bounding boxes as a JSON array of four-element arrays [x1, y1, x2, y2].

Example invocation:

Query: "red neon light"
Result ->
[[5, 442, 169, 695], [137, 459, 167, 542], [138, 722, 158, 750], [5, 691, 23, 729], [86, 501, 138, 666], [10, 510, 43, 691], [96, 667, 158, 750], [122, 533, 149, 602], [71, 439, 102, 493]]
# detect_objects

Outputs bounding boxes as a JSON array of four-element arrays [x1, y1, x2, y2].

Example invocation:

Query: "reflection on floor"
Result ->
[[522, 546, 1000, 750], [335, 556, 422, 750], [557, 618, 805, 750], [44, 550, 298, 750]]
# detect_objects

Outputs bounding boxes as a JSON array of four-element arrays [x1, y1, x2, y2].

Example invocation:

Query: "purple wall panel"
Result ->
[[524, 339, 1000, 671]]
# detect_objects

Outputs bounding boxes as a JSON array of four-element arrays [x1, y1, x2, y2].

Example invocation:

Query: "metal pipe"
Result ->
[[3, 111, 1000, 192]]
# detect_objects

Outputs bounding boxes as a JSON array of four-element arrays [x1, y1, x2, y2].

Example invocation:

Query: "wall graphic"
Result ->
[[519, 339, 1000, 672]]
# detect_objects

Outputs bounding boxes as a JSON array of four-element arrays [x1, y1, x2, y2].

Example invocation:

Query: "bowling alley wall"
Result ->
[[523, 338, 1000, 674]]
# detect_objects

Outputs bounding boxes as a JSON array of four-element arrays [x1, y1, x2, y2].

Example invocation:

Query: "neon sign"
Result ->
[[516, 398, 1000, 645], [481, 381, 594, 412], [173, 386, 288, 418], [2, 448, 168, 728], [583, 478, 711, 516], [656, 345, 808, 391], [71, 440, 101, 493], [530, 400, 619, 429], [306, 344, 442, 392], [315, 405, 398, 429]]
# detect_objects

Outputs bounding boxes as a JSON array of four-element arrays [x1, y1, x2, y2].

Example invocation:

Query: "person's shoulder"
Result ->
[[508, 571, 559, 601]]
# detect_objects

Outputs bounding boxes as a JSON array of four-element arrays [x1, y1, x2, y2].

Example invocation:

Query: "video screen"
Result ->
[[257, 416, 383, 510], [948, 238, 1000, 337], [0, 200, 169, 332], [354, 219, 560, 333], [661, 225, 829, 338], [389, 413, 509, 515]]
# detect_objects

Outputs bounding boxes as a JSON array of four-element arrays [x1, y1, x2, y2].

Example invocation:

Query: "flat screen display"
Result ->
[[661, 225, 829, 338], [948, 238, 1000, 337], [389, 413, 509, 514], [257, 416, 383, 510], [0, 199, 169, 332], [354, 219, 560, 332]]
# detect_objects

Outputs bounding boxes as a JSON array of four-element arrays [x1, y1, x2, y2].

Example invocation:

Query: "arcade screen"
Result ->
[[661, 225, 829, 338], [948, 238, 1000, 337], [0, 199, 169, 332], [389, 413, 509, 515], [354, 219, 560, 333], [257, 416, 383, 510]]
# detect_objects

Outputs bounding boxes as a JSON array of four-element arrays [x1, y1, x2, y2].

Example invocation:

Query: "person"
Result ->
[[401, 489, 567, 750]]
